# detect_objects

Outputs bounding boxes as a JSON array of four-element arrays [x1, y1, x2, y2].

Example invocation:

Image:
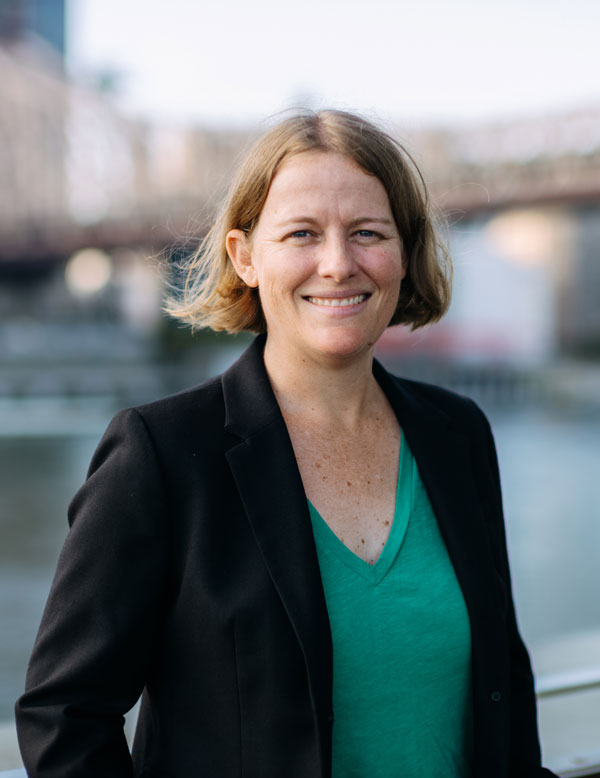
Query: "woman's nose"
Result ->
[[317, 237, 357, 281]]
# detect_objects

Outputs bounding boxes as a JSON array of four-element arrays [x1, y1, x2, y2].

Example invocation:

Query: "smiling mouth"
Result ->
[[305, 294, 369, 307]]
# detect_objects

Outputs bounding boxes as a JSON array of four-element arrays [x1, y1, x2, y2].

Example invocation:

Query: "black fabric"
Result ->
[[15, 335, 557, 777]]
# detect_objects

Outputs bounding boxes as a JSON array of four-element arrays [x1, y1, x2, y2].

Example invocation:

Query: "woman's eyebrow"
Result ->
[[275, 216, 395, 228], [347, 217, 395, 228], [275, 216, 320, 227]]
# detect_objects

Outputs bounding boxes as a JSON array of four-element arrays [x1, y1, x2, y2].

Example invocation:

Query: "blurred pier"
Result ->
[[4, 352, 598, 408]]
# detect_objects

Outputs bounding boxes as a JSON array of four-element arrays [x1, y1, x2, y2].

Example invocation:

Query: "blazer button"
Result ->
[[490, 691, 502, 703]]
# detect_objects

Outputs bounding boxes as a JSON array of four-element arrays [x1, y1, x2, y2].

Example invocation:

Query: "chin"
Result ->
[[308, 329, 378, 361]]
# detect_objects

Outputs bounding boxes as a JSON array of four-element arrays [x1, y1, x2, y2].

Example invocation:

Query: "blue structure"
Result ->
[[0, 0, 65, 57]]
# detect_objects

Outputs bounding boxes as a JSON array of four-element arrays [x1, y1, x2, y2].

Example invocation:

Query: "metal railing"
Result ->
[[536, 666, 600, 699], [536, 668, 600, 777]]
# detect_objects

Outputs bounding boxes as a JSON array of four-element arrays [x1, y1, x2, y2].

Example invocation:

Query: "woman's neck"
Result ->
[[263, 339, 384, 431]]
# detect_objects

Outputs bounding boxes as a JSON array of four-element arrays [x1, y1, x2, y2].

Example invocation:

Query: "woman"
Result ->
[[16, 110, 556, 777]]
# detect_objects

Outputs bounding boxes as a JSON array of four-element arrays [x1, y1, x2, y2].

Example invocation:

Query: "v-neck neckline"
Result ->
[[308, 436, 413, 586]]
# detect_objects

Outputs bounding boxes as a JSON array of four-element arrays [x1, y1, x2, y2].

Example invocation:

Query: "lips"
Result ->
[[305, 293, 369, 307]]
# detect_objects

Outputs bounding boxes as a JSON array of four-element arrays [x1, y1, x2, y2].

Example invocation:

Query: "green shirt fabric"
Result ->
[[308, 437, 473, 778]]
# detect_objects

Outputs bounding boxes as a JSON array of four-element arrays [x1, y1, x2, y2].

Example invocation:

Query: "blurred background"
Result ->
[[0, 0, 599, 774]]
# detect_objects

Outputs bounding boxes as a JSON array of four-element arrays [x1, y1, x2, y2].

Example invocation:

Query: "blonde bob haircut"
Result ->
[[166, 110, 452, 333]]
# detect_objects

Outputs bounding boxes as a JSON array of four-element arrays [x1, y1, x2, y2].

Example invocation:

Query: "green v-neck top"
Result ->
[[308, 437, 473, 778]]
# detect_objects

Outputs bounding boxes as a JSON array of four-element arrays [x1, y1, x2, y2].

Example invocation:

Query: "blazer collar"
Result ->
[[222, 335, 334, 766], [222, 334, 281, 438], [374, 361, 503, 619]]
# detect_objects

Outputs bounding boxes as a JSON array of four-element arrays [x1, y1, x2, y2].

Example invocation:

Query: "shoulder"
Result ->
[[381, 369, 504, 510], [124, 337, 263, 436], [95, 337, 266, 471], [380, 364, 490, 434], [94, 374, 229, 473], [395, 373, 477, 412], [131, 373, 225, 428], [378, 365, 498, 476]]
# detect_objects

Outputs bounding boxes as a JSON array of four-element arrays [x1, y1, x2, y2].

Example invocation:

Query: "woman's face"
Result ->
[[227, 151, 406, 366]]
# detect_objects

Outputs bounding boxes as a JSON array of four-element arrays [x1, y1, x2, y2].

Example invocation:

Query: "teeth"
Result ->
[[306, 294, 367, 307]]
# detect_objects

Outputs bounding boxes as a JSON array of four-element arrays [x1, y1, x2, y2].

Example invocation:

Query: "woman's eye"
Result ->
[[290, 230, 311, 239], [356, 229, 378, 239]]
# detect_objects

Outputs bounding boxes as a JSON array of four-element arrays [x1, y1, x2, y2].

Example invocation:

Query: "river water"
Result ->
[[1, 401, 599, 722]]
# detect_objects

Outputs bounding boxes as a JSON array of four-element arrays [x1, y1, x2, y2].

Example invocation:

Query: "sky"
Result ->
[[66, 0, 599, 129]]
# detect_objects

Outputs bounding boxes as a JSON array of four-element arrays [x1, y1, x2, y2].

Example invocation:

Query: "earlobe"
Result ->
[[226, 229, 259, 288], [401, 246, 409, 280]]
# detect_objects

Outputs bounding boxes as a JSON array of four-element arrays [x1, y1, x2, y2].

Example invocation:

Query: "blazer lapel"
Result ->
[[374, 361, 508, 732], [222, 337, 333, 730]]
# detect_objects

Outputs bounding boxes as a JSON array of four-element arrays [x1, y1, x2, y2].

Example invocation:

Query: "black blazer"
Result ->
[[16, 336, 556, 778]]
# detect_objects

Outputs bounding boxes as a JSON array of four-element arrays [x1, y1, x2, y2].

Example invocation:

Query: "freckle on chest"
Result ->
[[282, 395, 401, 564]]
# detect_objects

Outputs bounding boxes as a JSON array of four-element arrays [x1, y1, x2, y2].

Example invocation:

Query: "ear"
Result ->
[[400, 252, 408, 281], [399, 242, 408, 281], [226, 229, 259, 288]]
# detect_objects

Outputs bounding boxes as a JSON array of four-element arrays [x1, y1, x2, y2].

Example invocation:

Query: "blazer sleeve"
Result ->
[[472, 403, 557, 778], [15, 409, 171, 778]]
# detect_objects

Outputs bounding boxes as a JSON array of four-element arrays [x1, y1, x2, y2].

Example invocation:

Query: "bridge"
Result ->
[[1, 40, 600, 266]]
